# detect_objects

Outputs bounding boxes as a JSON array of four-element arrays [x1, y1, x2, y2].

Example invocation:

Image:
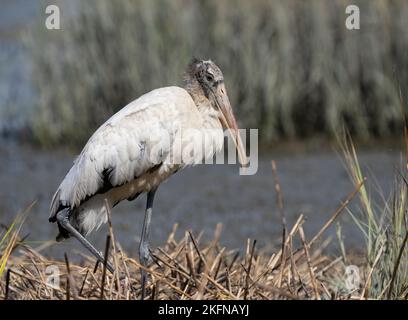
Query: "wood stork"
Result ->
[[49, 58, 247, 298]]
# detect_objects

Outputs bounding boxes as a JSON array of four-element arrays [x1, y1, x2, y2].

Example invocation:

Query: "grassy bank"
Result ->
[[0, 213, 363, 300], [26, 0, 408, 148]]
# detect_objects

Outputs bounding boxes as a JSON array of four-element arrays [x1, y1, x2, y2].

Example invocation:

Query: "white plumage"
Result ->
[[50, 86, 224, 237]]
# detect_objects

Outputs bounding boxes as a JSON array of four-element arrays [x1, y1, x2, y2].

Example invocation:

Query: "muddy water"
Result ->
[[0, 139, 402, 261]]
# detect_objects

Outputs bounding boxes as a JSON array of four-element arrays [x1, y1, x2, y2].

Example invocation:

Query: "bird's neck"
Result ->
[[184, 78, 221, 129], [184, 77, 208, 107], [183, 78, 224, 163]]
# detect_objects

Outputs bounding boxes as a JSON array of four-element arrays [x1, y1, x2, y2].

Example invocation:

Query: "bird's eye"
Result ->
[[206, 74, 214, 82]]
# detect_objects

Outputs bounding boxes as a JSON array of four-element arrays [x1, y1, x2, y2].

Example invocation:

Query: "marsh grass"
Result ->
[[0, 176, 368, 300], [339, 131, 408, 299], [0, 202, 34, 279], [0, 219, 352, 300], [26, 0, 408, 147]]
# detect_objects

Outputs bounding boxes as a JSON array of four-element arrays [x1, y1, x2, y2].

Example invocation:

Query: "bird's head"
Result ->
[[185, 58, 247, 167]]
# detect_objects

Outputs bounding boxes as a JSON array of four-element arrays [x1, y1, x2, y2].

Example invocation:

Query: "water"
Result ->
[[0, 139, 402, 261]]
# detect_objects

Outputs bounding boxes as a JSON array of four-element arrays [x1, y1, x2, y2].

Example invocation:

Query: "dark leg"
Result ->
[[139, 188, 157, 300], [56, 209, 114, 273]]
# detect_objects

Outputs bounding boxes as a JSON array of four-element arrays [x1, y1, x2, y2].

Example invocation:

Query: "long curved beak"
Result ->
[[213, 83, 248, 167]]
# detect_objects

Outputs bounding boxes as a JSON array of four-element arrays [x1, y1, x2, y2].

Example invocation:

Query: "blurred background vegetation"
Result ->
[[17, 0, 408, 147]]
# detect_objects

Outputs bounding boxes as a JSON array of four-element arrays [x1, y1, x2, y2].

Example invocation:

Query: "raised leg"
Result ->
[[56, 209, 114, 273], [139, 188, 157, 300]]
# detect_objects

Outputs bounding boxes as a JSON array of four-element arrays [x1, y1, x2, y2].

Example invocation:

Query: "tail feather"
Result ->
[[50, 183, 112, 241], [56, 214, 71, 242], [49, 189, 62, 222], [49, 189, 72, 241]]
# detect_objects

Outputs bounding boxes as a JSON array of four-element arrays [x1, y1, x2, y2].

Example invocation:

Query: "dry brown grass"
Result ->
[[0, 180, 365, 300]]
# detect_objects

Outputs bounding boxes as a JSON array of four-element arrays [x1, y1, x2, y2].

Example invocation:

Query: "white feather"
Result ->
[[50, 86, 224, 237]]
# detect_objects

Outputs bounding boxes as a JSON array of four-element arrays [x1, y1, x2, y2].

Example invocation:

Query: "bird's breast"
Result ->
[[171, 116, 223, 166]]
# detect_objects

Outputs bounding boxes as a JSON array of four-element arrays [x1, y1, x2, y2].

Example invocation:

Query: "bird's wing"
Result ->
[[50, 86, 198, 220]]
